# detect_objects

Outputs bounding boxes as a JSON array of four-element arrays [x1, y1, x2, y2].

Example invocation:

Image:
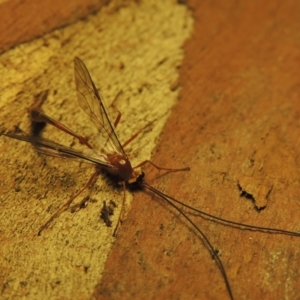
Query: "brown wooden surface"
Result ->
[[1, 1, 300, 300], [0, 0, 108, 54], [95, 1, 300, 300]]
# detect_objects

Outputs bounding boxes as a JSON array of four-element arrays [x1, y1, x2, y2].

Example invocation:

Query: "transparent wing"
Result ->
[[74, 57, 125, 155], [3, 131, 112, 168]]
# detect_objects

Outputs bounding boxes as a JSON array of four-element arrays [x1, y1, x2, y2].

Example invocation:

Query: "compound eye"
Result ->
[[136, 171, 145, 183]]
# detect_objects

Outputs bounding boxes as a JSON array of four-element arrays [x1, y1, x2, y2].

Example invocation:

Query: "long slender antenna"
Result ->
[[143, 183, 300, 237], [142, 182, 234, 300]]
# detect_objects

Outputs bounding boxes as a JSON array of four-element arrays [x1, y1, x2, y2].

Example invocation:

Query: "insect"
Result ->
[[2, 57, 300, 300]]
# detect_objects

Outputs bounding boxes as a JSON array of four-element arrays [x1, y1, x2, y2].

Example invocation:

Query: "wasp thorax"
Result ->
[[107, 154, 134, 181]]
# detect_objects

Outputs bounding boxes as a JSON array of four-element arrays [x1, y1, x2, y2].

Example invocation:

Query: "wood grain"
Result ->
[[95, 1, 300, 299], [0, 0, 108, 54]]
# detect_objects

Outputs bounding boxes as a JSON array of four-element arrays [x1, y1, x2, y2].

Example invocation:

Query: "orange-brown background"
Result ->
[[1, 1, 300, 299]]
